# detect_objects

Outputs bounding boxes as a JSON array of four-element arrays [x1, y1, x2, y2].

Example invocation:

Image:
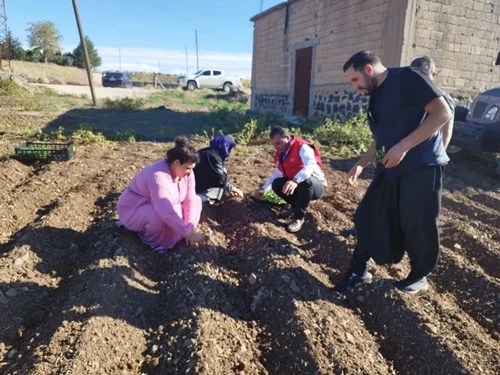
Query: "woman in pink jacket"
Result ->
[[117, 137, 206, 251]]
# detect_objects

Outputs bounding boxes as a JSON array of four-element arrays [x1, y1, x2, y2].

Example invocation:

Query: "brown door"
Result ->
[[293, 46, 313, 117]]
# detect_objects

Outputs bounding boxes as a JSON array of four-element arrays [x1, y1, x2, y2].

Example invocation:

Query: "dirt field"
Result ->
[[34, 84, 154, 99], [0, 132, 499, 374]]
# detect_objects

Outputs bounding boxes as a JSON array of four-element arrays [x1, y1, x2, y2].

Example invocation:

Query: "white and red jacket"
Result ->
[[263, 136, 327, 191]]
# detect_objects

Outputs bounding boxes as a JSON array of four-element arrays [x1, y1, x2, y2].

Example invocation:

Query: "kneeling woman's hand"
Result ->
[[185, 231, 207, 246], [230, 187, 244, 198]]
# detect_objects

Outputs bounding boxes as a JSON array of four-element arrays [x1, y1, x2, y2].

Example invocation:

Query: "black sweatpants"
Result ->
[[272, 176, 325, 220], [350, 165, 444, 281]]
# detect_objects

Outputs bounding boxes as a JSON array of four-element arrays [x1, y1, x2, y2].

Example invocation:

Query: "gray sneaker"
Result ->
[[287, 219, 304, 233], [395, 277, 429, 294]]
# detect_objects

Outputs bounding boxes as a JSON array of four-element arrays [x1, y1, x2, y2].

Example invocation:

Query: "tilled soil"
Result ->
[[0, 140, 498, 375]]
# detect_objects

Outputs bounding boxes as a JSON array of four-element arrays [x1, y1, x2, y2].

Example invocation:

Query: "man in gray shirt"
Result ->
[[410, 56, 455, 149]]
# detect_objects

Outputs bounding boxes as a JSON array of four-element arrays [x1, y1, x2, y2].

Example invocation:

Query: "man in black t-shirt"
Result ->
[[340, 56, 455, 240], [334, 51, 452, 294]]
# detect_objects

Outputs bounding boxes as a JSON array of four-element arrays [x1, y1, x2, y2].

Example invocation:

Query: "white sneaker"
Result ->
[[287, 219, 304, 233]]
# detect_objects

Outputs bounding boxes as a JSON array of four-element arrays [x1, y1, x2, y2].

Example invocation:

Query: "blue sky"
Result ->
[[6, 0, 284, 76]]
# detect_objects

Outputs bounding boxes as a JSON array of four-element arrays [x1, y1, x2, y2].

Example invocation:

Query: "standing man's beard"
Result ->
[[363, 72, 378, 95]]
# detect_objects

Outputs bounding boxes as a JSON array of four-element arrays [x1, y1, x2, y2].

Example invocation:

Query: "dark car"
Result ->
[[451, 87, 500, 176], [102, 72, 133, 88]]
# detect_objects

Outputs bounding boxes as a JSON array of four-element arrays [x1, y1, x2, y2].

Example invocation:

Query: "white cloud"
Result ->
[[63, 45, 252, 77]]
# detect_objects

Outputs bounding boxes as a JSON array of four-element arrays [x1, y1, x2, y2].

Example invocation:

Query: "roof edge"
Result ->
[[250, 1, 288, 22]]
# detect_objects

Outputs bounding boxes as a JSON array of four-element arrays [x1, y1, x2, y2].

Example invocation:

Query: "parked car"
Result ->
[[451, 87, 500, 176], [102, 72, 133, 88], [177, 69, 243, 92]]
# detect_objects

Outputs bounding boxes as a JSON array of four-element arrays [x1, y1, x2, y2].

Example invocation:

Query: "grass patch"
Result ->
[[0, 78, 40, 110], [9, 60, 101, 86], [143, 88, 249, 111], [0, 79, 92, 112], [33, 86, 92, 112], [242, 78, 251, 89], [103, 97, 145, 110]]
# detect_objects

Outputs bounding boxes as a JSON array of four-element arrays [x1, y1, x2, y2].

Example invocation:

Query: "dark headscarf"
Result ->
[[209, 135, 236, 164]]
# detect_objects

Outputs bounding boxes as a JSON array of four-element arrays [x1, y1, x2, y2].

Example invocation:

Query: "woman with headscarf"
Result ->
[[116, 137, 206, 252], [194, 135, 243, 201]]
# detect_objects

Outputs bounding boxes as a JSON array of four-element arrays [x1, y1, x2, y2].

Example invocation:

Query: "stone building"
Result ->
[[250, 0, 500, 119]]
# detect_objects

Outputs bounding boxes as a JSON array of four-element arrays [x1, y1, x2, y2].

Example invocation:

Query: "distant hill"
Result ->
[[5, 60, 180, 87]]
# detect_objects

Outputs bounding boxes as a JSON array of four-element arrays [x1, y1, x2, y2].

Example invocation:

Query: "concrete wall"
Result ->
[[404, 0, 500, 100], [251, 4, 291, 115]]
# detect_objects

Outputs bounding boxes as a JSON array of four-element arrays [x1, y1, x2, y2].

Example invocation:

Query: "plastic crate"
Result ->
[[15, 141, 76, 163]]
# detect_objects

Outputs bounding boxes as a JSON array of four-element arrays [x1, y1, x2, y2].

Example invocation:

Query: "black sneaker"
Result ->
[[395, 276, 429, 294], [333, 269, 373, 293]]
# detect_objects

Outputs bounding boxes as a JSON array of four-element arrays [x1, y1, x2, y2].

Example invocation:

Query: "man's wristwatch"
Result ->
[[292, 178, 300, 184]]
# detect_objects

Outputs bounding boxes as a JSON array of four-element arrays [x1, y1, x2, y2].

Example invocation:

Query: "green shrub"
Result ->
[[114, 131, 139, 142], [201, 99, 372, 156], [71, 123, 115, 146], [313, 112, 372, 156]]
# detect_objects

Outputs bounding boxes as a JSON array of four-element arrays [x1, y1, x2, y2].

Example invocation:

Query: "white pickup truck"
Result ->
[[177, 69, 243, 92]]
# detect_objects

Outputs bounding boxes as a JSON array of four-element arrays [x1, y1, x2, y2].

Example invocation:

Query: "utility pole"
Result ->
[[260, 0, 264, 12], [0, 0, 11, 71], [72, 0, 96, 106], [195, 29, 199, 71], [185, 44, 189, 75], [118, 46, 122, 71]]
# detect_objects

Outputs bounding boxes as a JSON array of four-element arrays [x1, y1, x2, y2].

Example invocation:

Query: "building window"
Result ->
[[496, 52, 500, 65]]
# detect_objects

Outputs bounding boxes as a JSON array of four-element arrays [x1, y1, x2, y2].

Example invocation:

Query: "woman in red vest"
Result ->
[[254, 126, 327, 232]]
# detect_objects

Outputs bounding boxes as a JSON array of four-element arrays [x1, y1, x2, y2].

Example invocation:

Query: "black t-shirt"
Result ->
[[367, 67, 450, 177], [400, 67, 442, 109], [368, 67, 441, 124]]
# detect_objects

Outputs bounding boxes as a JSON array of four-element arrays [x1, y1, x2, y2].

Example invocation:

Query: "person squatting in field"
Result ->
[[194, 135, 244, 202], [116, 137, 206, 252], [254, 126, 327, 233]]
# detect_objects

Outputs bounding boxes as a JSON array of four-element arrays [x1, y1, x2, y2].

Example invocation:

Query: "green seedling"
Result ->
[[249, 189, 286, 205], [373, 146, 386, 165]]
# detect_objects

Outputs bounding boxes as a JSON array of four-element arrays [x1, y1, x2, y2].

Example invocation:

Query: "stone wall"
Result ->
[[312, 90, 369, 119], [405, 0, 500, 98]]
